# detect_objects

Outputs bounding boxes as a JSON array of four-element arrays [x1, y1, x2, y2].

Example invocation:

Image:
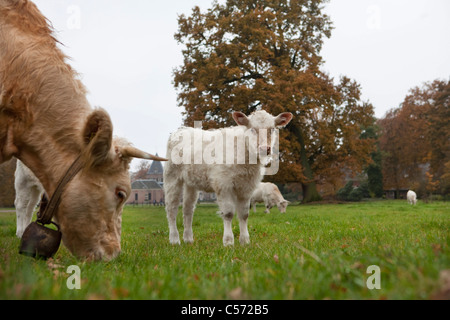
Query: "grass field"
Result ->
[[0, 200, 448, 300]]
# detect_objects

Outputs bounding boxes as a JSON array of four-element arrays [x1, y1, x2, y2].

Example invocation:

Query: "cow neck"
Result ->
[[37, 155, 84, 226]]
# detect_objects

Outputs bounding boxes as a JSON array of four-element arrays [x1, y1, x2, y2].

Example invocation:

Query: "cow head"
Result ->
[[54, 109, 166, 261]]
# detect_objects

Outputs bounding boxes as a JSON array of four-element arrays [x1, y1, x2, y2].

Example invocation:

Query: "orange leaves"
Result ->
[[174, 0, 376, 193], [378, 79, 450, 193]]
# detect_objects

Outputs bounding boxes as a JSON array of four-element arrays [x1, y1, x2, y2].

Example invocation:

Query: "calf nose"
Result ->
[[259, 146, 271, 155]]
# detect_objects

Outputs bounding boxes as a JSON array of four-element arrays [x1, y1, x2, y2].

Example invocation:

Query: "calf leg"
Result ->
[[264, 200, 271, 214], [236, 198, 251, 245], [165, 180, 183, 245], [252, 200, 257, 213], [183, 186, 198, 244], [217, 195, 236, 246]]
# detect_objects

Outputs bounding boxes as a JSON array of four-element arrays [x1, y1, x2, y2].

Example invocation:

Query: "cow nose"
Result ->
[[104, 243, 121, 261]]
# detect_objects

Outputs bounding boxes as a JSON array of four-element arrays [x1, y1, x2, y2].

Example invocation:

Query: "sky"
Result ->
[[31, 0, 450, 170]]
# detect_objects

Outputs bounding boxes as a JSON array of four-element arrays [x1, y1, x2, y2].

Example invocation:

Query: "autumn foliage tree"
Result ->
[[378, 79, 450, 197], [173, 0, 375, 202]]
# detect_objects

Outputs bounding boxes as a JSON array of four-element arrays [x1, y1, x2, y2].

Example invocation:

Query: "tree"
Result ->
[[427, 80, 450, 183], [440, 161, 450, 196], [425, 171, 440, 200], [378, 79, 449, 196], [130, 160, 151, 182], [361, 124, 383, 197], [174, 0, 375, 202]]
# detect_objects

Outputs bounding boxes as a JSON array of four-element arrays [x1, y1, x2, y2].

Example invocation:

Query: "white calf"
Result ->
[[14, 160, 44, 238], [407, 190, 417, 205], [164, 110, 293, 246], [251, 182, 290, 214]]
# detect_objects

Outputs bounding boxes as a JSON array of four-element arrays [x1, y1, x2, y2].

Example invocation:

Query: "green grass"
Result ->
[[0, 200, 448, 300]]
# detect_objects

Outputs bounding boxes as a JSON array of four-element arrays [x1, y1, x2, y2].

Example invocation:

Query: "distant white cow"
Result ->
[[164, 110, 293, 246], [407, 190, 417, 205], [14, 160, 44, 238], [251, 182, 290, 214]]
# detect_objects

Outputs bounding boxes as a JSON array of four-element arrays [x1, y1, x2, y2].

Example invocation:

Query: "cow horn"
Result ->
[[120, 146, 168, 161]]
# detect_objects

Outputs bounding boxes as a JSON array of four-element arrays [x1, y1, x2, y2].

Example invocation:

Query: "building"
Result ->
[[146, 154, 164, 183], [127, 155, 165, 205], [384, 189, 409, 200], [127, 154, 217, 205], [128, 179, 164, 205]]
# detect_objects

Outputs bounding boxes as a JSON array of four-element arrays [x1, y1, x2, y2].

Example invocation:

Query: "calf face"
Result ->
[[232, 110, 293, 162], [277, 200, 290, 213]]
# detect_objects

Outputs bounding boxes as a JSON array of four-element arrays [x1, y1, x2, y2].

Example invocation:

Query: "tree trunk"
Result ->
[[290, 123, 322, 203], [299, 146, 322, 203]]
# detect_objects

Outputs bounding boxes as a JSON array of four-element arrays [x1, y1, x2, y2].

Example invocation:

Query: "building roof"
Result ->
[[147, 154, 164, 175], [131, 179, 162, 190]]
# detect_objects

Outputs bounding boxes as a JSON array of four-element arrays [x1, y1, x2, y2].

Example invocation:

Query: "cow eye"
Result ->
[[116, 189, 127, 201]]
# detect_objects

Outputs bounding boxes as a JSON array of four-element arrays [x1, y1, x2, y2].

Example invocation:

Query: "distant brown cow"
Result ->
[[0, 0, 166, 260]]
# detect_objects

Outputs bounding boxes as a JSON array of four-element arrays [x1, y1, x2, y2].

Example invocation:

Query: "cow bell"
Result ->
[[19, 222, 62, 260]]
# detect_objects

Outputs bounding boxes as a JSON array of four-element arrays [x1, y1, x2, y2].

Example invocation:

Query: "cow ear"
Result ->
[[275, 112, 293, 127], [232, 112, 250, 127], [82, 109, 113, 168]]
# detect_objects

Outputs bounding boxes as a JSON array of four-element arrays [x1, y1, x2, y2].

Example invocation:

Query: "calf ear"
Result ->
[[82, 109, 113, 168], [275, 112, 293, 127], [232, 112, 250, 127]]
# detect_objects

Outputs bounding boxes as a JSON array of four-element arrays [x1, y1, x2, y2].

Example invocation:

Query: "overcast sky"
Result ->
[[32, 0, 450, 170]]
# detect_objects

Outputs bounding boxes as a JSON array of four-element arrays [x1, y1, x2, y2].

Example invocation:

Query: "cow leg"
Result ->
[[182, 186, 198, 244], [217, 195, 236, 246], [236, 198, 250, 245], [165, 180, 183, 245], [15, 185, 42, 238]]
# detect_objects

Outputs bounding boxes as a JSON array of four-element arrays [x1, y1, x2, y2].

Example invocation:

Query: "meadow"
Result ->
[[0, 200, 448, 300]]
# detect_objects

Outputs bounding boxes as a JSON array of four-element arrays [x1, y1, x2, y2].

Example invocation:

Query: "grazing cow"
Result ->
[[164, 110, 293, 246], [251, 182, 290, 214], [0, 0, 166, 260], [407, 190, 417, 205]]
